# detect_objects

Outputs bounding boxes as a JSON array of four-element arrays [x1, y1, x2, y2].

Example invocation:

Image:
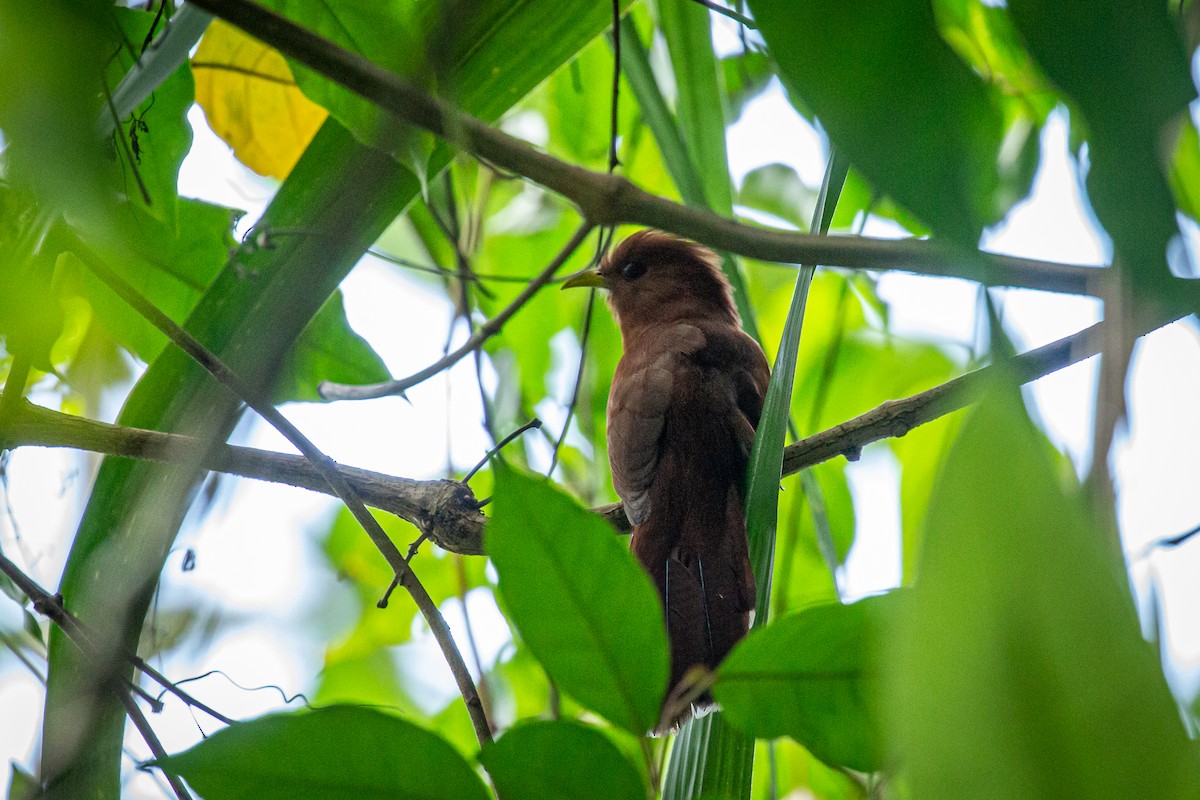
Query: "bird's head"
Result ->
[[563, 230, 739, 338]]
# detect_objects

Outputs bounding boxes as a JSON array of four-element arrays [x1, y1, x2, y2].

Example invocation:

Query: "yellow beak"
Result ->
[[561, 269, 606, 289]]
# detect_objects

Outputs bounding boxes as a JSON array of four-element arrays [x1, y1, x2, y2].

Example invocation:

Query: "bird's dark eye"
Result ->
[[621, 260, 647, 281]]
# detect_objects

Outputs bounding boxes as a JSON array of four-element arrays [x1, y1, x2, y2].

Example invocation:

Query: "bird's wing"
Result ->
[[727, 329, 771, 460], [607, 324, 706, 526]]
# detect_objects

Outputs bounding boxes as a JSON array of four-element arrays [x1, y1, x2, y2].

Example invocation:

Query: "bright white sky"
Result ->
[[3, 17, 1200, 797]]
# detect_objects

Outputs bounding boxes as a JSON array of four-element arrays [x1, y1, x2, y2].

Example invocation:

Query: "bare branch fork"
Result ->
[[186, 0, 1160, 303]]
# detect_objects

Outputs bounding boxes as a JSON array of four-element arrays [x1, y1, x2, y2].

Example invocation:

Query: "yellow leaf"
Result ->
[[192, 19, 327, 179]]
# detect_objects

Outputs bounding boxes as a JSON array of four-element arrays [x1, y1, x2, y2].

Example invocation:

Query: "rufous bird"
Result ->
[[564, 230, 769, 725]]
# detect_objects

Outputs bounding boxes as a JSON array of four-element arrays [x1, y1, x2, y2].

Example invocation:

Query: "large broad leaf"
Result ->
[[487, 467, 668, 734], [1008, 0, 1196, 299], [714, 593, 897, 772], [659, 0, 734, 215], [153, 706, 489, 800], [747, 0, 1004, 244], [479, 720, 647, 800], [889, 386, 1200, 799]]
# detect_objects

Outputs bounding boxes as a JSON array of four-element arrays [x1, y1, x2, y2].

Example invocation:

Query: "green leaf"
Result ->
[[715, 594, 895, 771], [105, 7, 197, 225], [0, 219, 64, 370], [0, 0, 113, 226], [889, 387, 1200, 799], [721, 49, 773, 120], [1169, 116, 1200, 223], [659, 0, 734, 214], [153, 706, 489, 800], [480, 720, 647, 800], [273, 290, 390, 403], [748, 0, 1004, 243], [62, 199, 237, 363], [1007, 0, 1195, 298], [487, 466, 668, 734], [737, 164, 815, 231], [772, 460, 855, 615], [618, 16, 706, 209], [7, 762, 37, 800]]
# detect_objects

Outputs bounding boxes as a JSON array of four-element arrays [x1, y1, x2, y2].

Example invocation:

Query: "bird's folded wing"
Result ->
[[607, 324, 705, 526]]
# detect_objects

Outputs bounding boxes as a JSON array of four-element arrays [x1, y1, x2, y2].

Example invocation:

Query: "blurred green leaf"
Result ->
[[321, 507, 489, 661], [715, 594, 896, 772], [772, 460, 855, 616], [479, 214, 596, 404], [830, 167, 930, 236], [893, 413, 964, 584], [1008, 0, 1195, 297], [737, 164, 815, 230], [722, 48, 773, 121], [934, 0, 1057, 122], [659, 0, 734, 215], [748, 0, 1004, 243], [889, 387, 1200, 799], [60, 199, 237, 363], [1169, 117, 1200, 223], [480, 720, 647, 800], [0, 245, 63, 371], [487, 466, 668, 734], [273, 290, 390, 403], [154, 706, 489, 800], [0, 0, 113, 226], [541, 37, 636, 170], [313, 649, 416, 713], [750, 738, 868, 800]]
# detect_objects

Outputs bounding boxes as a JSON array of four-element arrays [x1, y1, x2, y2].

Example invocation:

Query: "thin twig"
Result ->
[[464, 418, 543, 483], [0, 552, 191, 799], [608, 0, 622, 174], [118, 691, 194, 800], [320, 221, 595, 400], [689, 0, 757, 29], [101, 78, 151, 206], [0, 547, 233, 725], [69, 240, 494, 747], [547, 291, 596, 476]]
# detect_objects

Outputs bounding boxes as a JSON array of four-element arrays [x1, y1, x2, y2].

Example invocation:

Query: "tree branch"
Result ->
[[0, 552, 196, 800], [187, 0, 1139, 299], [2, 400, 487, 553], [7, 310, 1187, 554], [67, 237, 494, 746]]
